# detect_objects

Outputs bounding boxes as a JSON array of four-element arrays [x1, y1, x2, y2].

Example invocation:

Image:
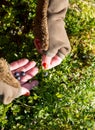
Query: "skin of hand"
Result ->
[[10, 58, 39, 96], [34, 39, 62, 70]]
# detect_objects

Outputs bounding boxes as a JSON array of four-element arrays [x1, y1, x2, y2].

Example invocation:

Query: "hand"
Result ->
[[34, 3, 71, 70], [34, 39, 62, 70], [42, 55, 62, 70], [10, 58, 39, 96]]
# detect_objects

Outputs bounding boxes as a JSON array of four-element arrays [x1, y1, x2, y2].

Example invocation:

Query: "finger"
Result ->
[[21, 67, 39, 83], [12, 61, 36, 73], [48, 55, 62, 69], [18, 87, 30, 97], [42, 55, 52, 69], [10, 59, 29, 71], [22, 80, 39, 90], [42, 55, 62, 69]]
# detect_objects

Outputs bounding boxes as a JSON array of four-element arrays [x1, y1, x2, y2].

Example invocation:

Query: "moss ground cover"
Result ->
[[0, 0, 95, 129]]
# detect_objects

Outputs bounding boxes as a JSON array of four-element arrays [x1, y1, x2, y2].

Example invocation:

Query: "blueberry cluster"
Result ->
[[14, 71, 26, 80]]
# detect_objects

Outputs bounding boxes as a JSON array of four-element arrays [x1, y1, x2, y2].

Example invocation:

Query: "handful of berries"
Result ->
[[14, 71, 30, 96], [14, 71, 26, 80]]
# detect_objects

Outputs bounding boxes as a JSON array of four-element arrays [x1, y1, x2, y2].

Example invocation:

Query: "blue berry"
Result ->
[[16, 76, 21, 81], [14, 72, 20, 78], [43, 72, 48, 77], [20, 71, 26, 76]]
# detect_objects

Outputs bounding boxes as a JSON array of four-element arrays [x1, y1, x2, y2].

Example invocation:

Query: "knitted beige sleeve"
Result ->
[[0, 58, 21, 104]]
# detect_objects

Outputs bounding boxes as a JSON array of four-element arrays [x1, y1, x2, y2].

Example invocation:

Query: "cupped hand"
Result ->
[[10, 58, 39, 96]]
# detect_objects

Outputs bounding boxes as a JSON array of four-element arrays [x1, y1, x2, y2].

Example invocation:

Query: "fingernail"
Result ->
[[24, 92, 30, 96], [42, 63, 48, 69]]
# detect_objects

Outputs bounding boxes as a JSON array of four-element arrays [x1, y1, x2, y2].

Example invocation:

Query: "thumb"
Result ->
[[18, 87, 30, 97]]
